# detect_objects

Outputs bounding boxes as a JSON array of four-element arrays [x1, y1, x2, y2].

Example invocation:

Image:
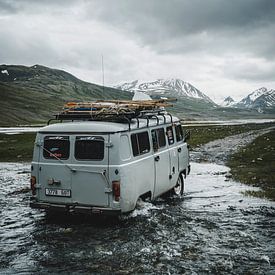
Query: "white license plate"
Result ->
[[45, 188, 71, 197]]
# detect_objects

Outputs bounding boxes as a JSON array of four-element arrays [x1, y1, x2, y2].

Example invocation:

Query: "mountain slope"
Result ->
[[235, 87, 275, 109], [115, 78, 214, 104], [0, 64, 131, 125], [221, 96, 235, 107]]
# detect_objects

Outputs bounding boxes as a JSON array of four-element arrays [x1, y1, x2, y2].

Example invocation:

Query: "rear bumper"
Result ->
[[30, 201, 121, 216]]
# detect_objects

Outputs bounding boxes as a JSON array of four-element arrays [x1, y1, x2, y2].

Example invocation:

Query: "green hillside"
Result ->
[[0, 64, 131, 126], [0, 64, 274, 126]]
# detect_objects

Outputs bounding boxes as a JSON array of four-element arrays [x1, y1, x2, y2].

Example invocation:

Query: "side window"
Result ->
[[130, 131, 150, 157], [151, 128, 166, 151], [151, 130, 158, 151], [158, 128, 166, 147], [166, 126, 174, 145], [75, 136, 104, 160], [130, 134, 139, 157], [175, 125, 184, 142], [120, 135, 131, 161], [43, 136, 70, 160]]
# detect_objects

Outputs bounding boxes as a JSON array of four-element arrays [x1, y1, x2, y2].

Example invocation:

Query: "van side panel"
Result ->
[[152, 147, 172, 197], [179, 142, 189, 173], [110, 133, 155, 213], [31, 135, 41, 196], [119, 155, 155, 212], [168, 147, 178, 185]]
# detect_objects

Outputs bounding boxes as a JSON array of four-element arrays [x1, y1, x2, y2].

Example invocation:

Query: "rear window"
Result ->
[[131, 131, 150, 157], [75, 136, 104, 160], [43, 136, 70, 160], [175, 125, 184, 142]]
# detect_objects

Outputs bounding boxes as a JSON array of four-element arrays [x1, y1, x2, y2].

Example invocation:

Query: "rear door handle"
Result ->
[[155, 156, 160, 161], [178, 148, 182, 152]]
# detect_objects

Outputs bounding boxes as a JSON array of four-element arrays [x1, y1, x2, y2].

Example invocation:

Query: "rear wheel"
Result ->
[[172, 173, 184, 196]]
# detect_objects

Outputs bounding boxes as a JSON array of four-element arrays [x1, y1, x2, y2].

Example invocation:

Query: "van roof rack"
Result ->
[[52, 98, 175, 121]]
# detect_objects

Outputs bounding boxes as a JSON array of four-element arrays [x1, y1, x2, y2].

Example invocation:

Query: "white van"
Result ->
[[30, 104, 190, 215]]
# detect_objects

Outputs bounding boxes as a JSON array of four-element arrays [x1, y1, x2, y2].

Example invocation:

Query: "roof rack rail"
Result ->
[[48, 98, 177, 128]]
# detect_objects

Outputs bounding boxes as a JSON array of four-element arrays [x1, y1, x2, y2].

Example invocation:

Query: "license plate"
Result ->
[[45, 188, 71, 197]]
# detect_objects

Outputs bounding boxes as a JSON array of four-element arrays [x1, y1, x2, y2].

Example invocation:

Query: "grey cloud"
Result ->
[[85, 0, 275, 59], [0, 0, 75, 15], [0, 0, 274, 97], [0, 0, 18, 14], [88, 0, 275, 35], [223, 60, 275, 82], [0, 33, 58, 66], [2, 0, 274, 59]]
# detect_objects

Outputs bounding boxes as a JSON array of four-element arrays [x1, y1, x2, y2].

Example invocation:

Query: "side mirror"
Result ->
[[184, 130, 190, 142]]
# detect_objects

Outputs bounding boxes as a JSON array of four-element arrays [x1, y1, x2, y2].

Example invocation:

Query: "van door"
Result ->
[[152, 128, 171, 197], [175, 124, 188, 172], [166, 126, 178, 178], [70, 135, 110, 207], [38, 135, 72, 204]]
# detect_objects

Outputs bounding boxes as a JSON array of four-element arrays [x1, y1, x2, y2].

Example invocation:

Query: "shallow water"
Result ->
[[0, 162, 274, 274]]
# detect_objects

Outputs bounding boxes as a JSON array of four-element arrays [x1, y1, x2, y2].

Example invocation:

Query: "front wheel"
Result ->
[[172, 174, 184, 196]]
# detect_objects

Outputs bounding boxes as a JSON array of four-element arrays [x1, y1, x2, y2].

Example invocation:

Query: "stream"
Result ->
[[0, 160, 274, 274]]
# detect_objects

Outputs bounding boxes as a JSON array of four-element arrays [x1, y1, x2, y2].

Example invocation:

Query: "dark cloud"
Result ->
[[0, 0, 274, 99], [0, 0, 18, 14], [0, 0, 75, 14], [90, 0, 275, 34], [86, 0, 275, 58]]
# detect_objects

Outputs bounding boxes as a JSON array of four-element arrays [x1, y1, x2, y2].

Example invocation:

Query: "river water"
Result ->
[[0, 162, 274, 274]]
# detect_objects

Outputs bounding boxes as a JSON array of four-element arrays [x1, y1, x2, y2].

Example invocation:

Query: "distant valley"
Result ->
[[0, 64, 274, 126]]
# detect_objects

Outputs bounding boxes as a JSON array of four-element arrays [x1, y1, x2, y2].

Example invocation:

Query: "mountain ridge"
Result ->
[[236, 87, 275, 110], [218, 87, 275, 112], [221, 96, 236, 107], [1, 64, 274, 126], [115, 78, 215, 104], [0, 64, 131, 125]]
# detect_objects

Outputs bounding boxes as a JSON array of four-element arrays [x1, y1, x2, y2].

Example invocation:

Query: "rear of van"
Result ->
[[30, 122, 123, 215]]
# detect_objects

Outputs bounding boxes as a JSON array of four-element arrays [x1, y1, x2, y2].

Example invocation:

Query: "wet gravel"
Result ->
[[191, 126, 275, 164], [0, 162, 274, 274]]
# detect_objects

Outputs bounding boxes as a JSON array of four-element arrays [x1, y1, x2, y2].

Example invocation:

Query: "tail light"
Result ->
[[30, 176, 36, 195], [112, 181, 120, 201]]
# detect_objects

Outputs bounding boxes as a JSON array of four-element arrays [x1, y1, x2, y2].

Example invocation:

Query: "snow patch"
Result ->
[[1, 69, 9, 75], [132, 91, 152, 101]]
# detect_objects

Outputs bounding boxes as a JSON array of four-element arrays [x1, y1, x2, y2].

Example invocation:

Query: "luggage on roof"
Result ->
[[54, 98, 177, 122]]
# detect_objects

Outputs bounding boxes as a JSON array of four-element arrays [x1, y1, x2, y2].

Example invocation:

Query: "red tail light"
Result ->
[[30, 176, 36, 195], [112, 181, 120, 201]]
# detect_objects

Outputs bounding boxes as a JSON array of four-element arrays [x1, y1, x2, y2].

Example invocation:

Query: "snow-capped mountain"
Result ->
[[115, 79, 214, 103], [220, 96, 235, 107], [236, 87, 275, 109]]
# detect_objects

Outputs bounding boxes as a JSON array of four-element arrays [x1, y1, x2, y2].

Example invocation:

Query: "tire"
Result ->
[[172, 173, 184, 196]]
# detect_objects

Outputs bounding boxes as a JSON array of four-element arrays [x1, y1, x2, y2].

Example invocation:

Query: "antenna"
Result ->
[[101, 54, 105, 95]]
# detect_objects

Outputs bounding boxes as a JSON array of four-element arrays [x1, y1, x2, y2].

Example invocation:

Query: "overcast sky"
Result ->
[[0, 0, 275, 101]]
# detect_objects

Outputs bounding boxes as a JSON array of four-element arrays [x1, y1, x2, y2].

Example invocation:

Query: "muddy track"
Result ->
[[190, 126, 275, 164]]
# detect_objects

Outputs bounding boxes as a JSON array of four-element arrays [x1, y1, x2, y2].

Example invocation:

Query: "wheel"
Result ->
[[172, 174, 184, 196]]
